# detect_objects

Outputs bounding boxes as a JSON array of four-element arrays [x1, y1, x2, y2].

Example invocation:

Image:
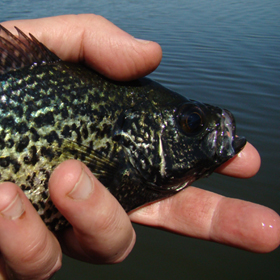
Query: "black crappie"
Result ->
[[0, 26, 246, 231]]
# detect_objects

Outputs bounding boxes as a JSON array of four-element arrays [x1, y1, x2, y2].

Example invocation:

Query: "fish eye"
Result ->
[[177, 104, 205, 135]]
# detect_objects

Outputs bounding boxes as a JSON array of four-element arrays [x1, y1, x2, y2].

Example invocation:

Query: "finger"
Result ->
[[129, 186, 280, 253], [0, 183, 62, 279], [215, 142, 261, 178], [1, 14, 162, 81], [49, 159, 135, 264]]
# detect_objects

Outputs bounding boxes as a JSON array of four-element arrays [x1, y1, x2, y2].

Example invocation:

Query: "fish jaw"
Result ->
[[201, 109, 246, 161]]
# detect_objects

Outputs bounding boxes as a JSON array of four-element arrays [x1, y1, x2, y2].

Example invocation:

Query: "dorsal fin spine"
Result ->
[[0, 25, 60, 75]]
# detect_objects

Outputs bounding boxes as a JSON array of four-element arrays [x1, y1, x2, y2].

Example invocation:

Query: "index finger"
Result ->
[[1, 14, 162, 81], [215, 142, 261, 178]]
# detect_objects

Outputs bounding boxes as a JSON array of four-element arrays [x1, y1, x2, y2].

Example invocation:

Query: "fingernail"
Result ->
[[134, 38, 151, 44], [68, 167, 94, 200], [1, 193, 25, 220]]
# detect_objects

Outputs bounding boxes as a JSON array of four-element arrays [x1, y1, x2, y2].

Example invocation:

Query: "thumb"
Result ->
[[1, 14, 162, 81]]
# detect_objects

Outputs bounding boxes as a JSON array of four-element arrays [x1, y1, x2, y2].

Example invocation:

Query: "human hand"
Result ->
[[0, 14, 279, 280], [0, 14, 161, 279]]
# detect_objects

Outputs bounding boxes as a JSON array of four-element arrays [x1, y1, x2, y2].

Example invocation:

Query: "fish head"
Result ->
[[154, 99, 247, 191], [115, 94, 246, 195], [112, 80, 246, 208]]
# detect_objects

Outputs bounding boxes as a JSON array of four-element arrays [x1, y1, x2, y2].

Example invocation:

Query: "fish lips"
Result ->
[[201, 109, 246, 160], [221, 109, 247, 155]]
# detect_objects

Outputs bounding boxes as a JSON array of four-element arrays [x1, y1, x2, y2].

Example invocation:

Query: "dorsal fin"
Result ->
[[0, 25, 60, 75]]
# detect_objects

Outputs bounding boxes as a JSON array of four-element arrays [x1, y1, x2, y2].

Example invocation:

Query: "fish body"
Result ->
[[0, 26, 246, 230]]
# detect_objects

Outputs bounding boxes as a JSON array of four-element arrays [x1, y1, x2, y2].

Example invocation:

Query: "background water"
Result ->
[[1, 0, 280, 279]]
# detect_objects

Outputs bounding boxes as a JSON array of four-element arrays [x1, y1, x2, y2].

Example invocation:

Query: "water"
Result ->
[[1, 0, 280, 279]]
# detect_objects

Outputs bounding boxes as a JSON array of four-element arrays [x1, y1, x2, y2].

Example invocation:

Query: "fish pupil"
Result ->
[[187, 112, 202, 131]]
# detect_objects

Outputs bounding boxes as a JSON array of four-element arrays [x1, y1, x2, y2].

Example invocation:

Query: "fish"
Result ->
[[0, 25, 246, 231]]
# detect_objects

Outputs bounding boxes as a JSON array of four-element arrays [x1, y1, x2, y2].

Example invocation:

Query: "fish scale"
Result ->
[[0, 25, 246, 231], [0, 61, 129, 230]]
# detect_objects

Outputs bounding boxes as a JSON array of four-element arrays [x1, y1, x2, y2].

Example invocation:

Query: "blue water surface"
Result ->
[[1, 0, 280, 279]]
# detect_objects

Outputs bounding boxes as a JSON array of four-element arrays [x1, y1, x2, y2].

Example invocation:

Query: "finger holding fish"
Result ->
[[49, 160, 136, 264], [0, 182, 62, 280], [215, 142, 261, 178]]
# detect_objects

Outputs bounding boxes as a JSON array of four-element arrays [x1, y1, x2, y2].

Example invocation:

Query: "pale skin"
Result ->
[[0, 14, 279, 280]]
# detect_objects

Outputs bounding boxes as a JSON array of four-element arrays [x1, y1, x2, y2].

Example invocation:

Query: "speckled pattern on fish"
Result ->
[[0, 25, 246, 231]]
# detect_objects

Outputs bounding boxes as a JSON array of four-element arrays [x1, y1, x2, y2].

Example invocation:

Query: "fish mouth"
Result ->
[[232, 134, 247, 154], [221, 109, 246, 156], [201, 109, 246, 159]]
